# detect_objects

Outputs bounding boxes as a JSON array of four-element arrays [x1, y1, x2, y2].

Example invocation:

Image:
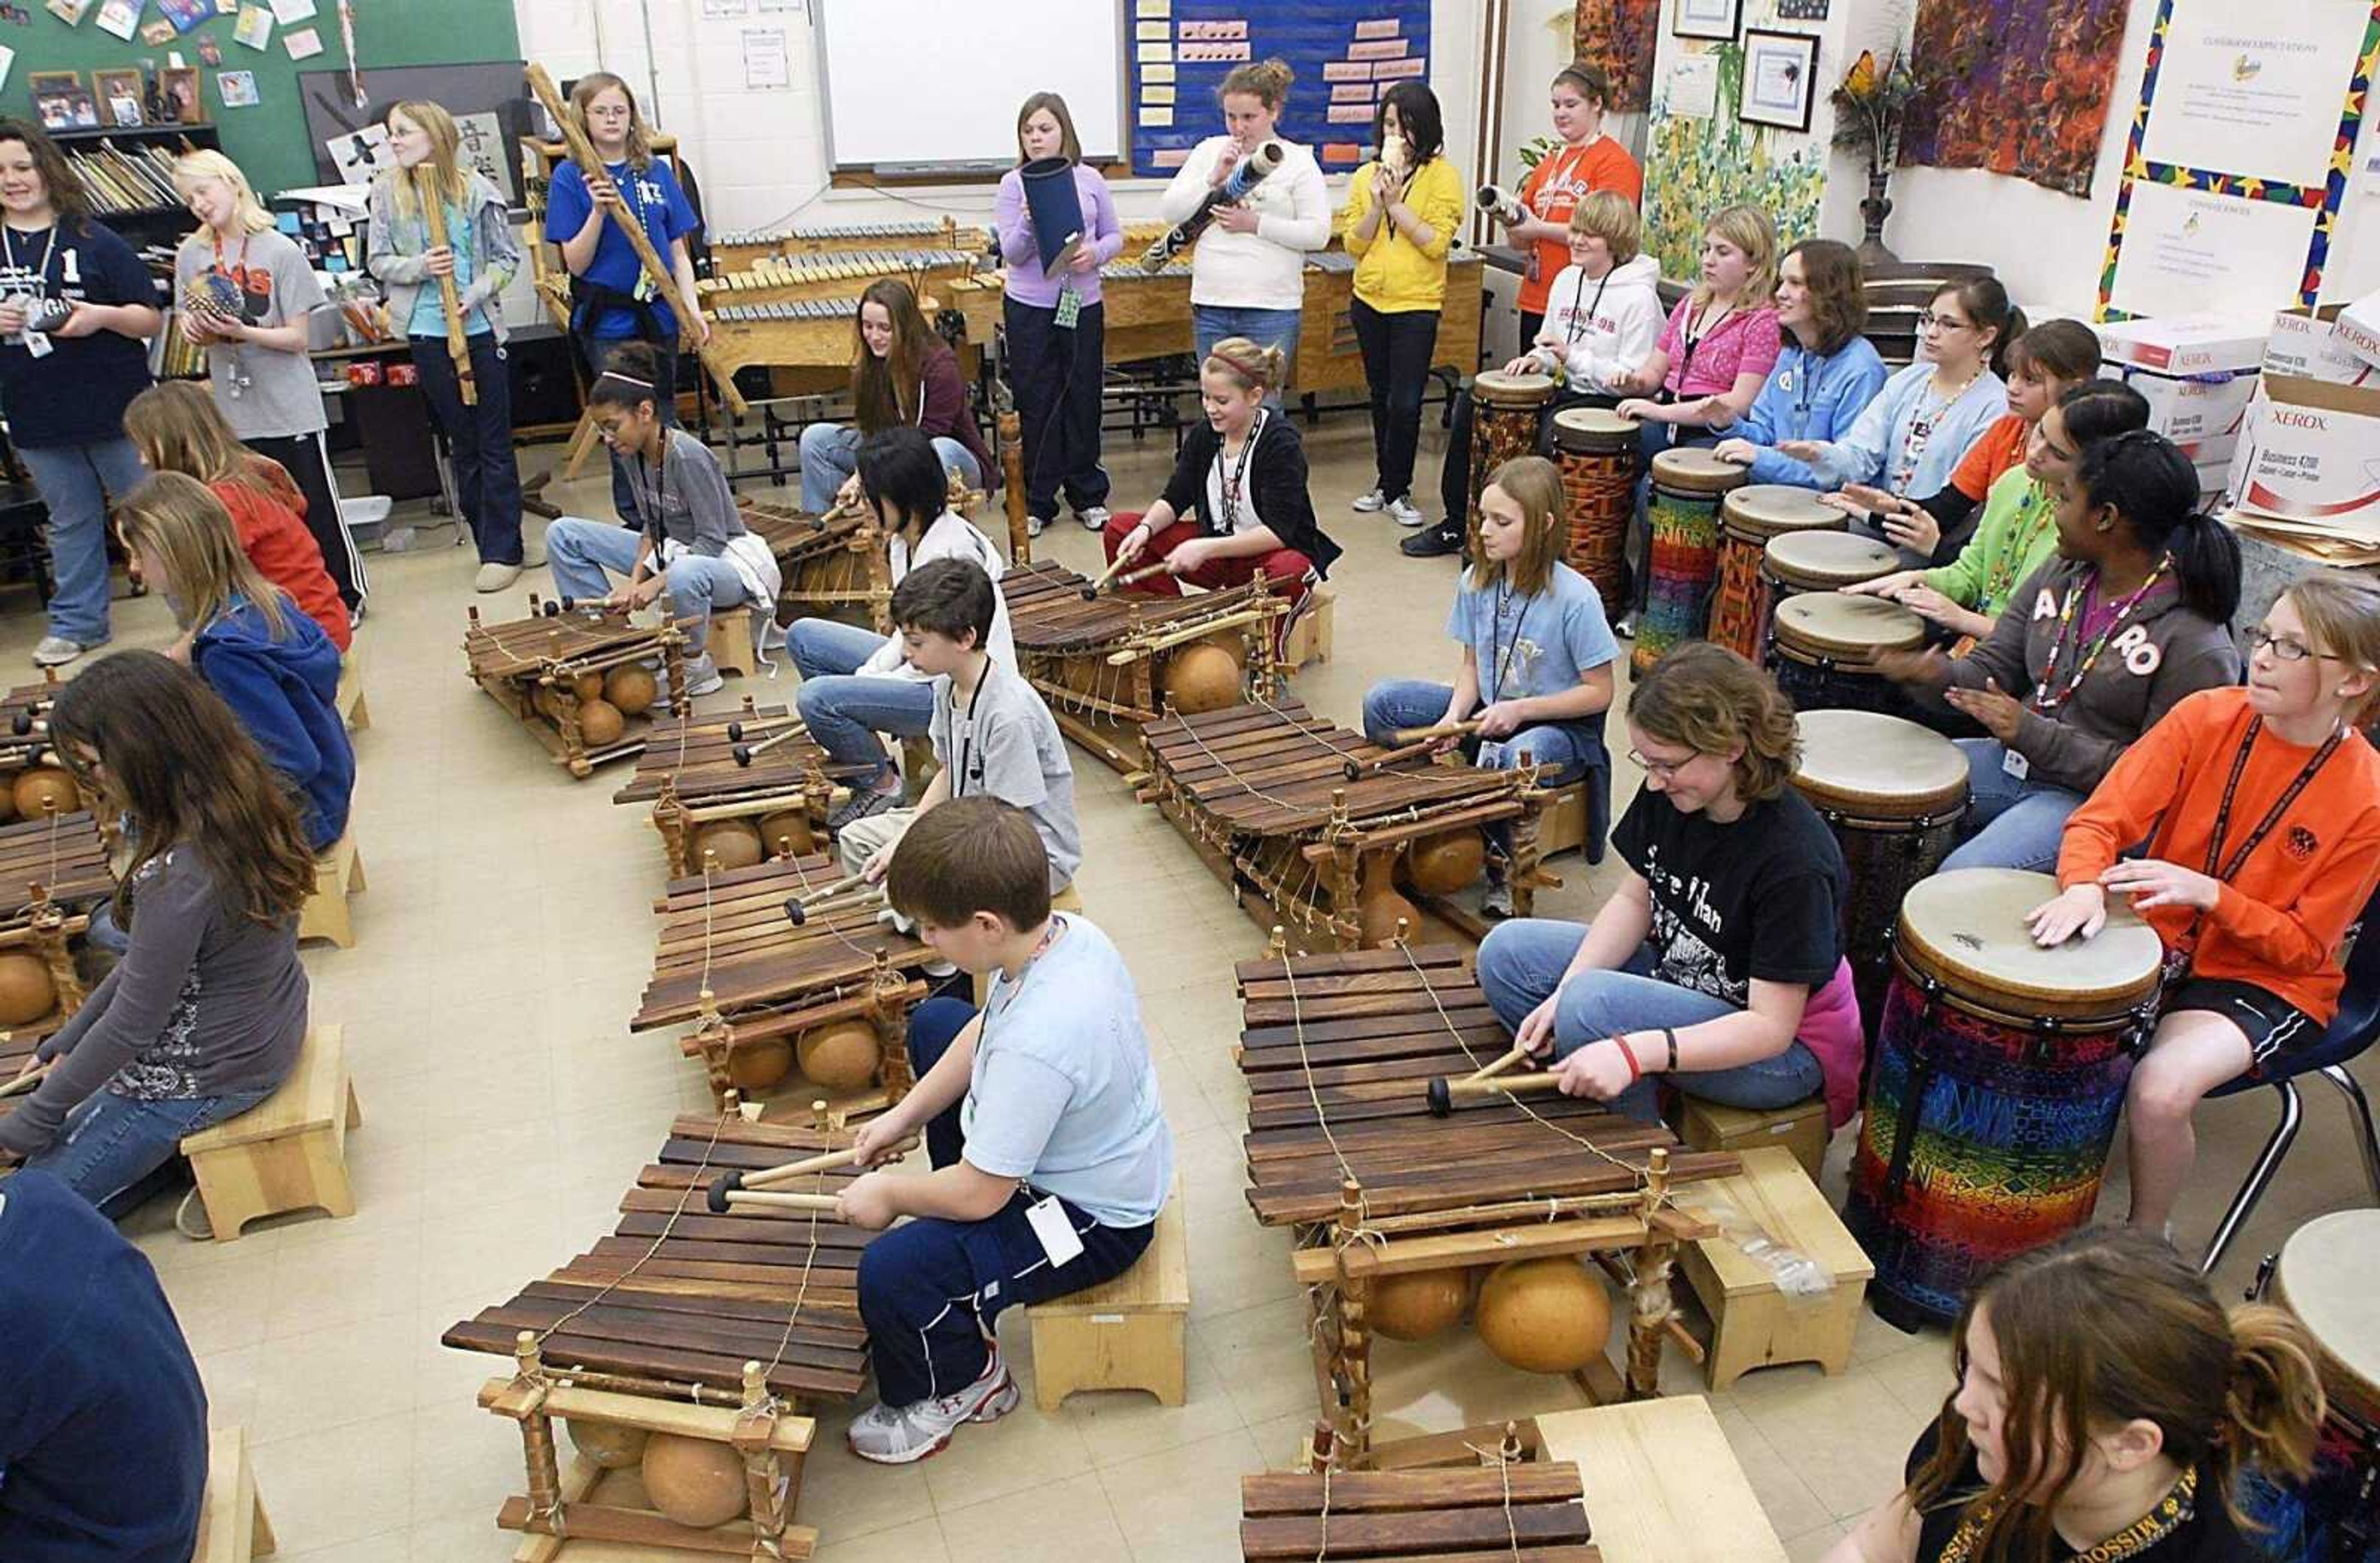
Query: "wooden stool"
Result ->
[[296, 833, 365, 949], [1536, 1397, 1789, 1563], [334, 646, 369, 733], [1678, 1094, 1830, 1182], [1679, 1147, 1874, 1390], [1026, 1180, 1187, 1411], [707, 609, 759, 678], [195, 1425, 277, 1562], [972, 883, 1085, 1006], [181, 1024, 361, 1241], [1280, 586, 1334, 668], [1538, 782, 1590, 858]]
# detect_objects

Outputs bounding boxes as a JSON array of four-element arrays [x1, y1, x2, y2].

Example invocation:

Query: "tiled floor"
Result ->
[[25, 411, 2373, 1562]]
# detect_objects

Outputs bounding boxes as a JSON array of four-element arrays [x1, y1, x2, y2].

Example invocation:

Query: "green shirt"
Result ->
[[1921, 462, 2058, 615]]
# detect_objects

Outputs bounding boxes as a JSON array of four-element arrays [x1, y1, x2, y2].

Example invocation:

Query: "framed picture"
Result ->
[[27, 71, 81, 130], [95, 68, 146, 128], [1672, 0, 1740, 41], [160, 66, 205, 124], [1740, 28, 1820, 133]]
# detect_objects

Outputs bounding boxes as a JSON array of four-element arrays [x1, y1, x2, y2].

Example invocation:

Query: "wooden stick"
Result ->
[[719, 1188, 842, 1213], [733, 722, 810, 767], [418, 168, 477, 407], [1424, 1070, 1565, 1117], [783, 874, 870, 924], [1080, 552, 1138, 599], [707, 1135, 919, 1210], [1391, 718, 1483, 744], [1462, 1042, 1532, 1083], [0, 1060, 52, 1099]]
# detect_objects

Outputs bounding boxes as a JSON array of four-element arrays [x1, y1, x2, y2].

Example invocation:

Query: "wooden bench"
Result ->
[[1678, 1147, 1874, 1391], [1280, 586, 1334, 668], [335, 645, 369, 733], [181, 1024, 361, 1241], [194, 1425, 276, 1562], [296, 833, 365, 949], [1536, 1397, 1788, 1563], [1678, 1094, 1830, 1182], [1026, 1181, 1187, 1411]]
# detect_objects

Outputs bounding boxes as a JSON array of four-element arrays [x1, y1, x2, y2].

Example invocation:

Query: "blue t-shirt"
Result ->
[[0, 218, 156, 449], [403, 199, 488, 338], [1448, 560, 1618, 716], [543, 156, 698, 338], [961, 915, 1174, 1227]]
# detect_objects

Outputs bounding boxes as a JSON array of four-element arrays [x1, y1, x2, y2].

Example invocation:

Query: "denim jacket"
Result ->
[[1716, 335, 1889, 488], [365, 169, 521, 344]]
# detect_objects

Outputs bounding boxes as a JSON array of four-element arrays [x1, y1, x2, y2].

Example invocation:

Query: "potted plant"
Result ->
[[1830, 47, 1923, 264]]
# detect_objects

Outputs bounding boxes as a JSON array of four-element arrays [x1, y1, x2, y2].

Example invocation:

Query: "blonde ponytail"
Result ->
[[2216, 1305, 2325, 1490]]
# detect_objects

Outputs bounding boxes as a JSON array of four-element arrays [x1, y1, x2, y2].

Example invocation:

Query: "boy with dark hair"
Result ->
[[835, 796, 1173, 1464], [837, 557, 1080, 925]]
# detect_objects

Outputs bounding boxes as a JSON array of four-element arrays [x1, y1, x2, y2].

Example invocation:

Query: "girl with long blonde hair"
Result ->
[[797, 276, 991, 514]]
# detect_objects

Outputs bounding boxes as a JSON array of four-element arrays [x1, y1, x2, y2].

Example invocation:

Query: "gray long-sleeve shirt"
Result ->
[[0, 848, 306, 1158], [624, 428, 748, 558]]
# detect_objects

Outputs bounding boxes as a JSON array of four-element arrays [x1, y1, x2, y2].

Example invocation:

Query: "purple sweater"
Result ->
[[995, 162, 1124, 308]]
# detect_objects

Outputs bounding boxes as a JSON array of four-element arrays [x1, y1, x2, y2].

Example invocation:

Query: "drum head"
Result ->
[[1763, 529, 1900, 590], [1724, 485, 1844, 543], [1553, 407, 1637, 452], [2275, 1209, 2380, 1426], [1897, 868, 2164, 1018], [1773, 592, 1925, 659], [1793, 711, 1968, 816], [1651, 447, 1748, 495], [1473, 370, 1554, 407]]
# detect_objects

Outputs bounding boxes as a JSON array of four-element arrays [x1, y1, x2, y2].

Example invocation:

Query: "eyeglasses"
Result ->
[[1916, 312, 1972, 332], [1628, 748, 1700, 781], [2249, 628, 2322, 663]]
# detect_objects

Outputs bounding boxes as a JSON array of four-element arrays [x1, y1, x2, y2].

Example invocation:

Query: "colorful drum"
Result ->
[[1467, 371, 1555, 532], [1708, 485, 1843, 663], [1770, 591, 1925, 715], [1634, 447, 1745, 676], [1551, 407, 1637, 609], [1791, 710, 1969, 1035], [2242, 1210, 2380, 1563], [1846, 868, 2162, 1327]]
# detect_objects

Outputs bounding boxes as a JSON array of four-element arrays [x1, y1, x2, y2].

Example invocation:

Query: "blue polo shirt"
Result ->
[[544, 156, 699, 338]]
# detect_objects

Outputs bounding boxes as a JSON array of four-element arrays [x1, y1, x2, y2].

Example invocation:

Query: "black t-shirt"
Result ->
[[1610, 785, 1843, 1004], [1903, 1421, 2263, 1563], [0, 218, 156, 449]]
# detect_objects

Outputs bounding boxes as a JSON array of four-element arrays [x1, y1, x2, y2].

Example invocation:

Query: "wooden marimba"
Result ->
[[462, 596, 688, 778], [613, 700, 844, 881], [739, 470, 990, 635], [710, 216, 987, 270], [695, 249, 982, 309], [0, 809, 117, 1037], [1237, 941, 1734, 1468], [441, 1109, 878, 1559], [1003, 561, 1288, 773], [635, 850, 940, 1115], [1135, 695, 1550, 949], [1242, 1457, 1597, 1561], [0, 674, 90, 822]]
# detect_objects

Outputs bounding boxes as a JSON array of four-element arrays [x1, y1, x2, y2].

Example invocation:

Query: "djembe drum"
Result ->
[[1708, 485, 1841, 663], [1759, 529, 1901, 636], [1847, 868, 2162, 1327], [2243, 1211, 2380, 1563], [1551, 407, 1637, 608], [1791, 710, 1970, 1033], [1634, 447, 1744, 676], [1466, 370, 1554, 531], [1770, 592, 1924, 715]]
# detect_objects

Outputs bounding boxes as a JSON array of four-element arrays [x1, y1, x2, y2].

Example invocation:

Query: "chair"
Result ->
[[2198, 890, 2380, 1274]]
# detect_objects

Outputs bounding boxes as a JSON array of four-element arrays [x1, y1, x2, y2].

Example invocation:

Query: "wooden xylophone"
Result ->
[[0, 808, 115, 1049], [1002, 560, 1289, 773], [1242, 1460, 1598, 1562], [704, 289, 979, 398], [635, 850, 940, 1115], [0, 674, 90, 821], [612, 699, 845, 882], [1135, 695, 1551, 950], [737, 473, 987, 634], [711, 215, 985, 268], [1237, 941, 1735, 1467], [695, 249, 982, 307], [441, 1109, 877, 1559], [463, 596, 689, 778]]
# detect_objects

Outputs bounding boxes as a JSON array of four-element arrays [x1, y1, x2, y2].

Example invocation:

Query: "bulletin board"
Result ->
[[1126, 0, 1430, 176], [0, 0, 522, 198]]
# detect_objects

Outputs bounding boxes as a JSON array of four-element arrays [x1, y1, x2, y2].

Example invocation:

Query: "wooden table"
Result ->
[[1535, 1398, 1789, 1563]]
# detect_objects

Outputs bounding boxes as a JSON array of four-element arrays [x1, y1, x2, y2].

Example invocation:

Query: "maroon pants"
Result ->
[[1100, 510, 1315, 610]]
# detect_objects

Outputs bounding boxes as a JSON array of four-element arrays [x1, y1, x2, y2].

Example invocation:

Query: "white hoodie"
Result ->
[[1526, 253, 1663, 395], [1157, 135, 1332, 311]]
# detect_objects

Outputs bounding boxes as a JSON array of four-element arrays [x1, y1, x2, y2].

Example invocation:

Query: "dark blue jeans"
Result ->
[[1004, 294, 1110, 524], [855, 997, 1155, 1406], [411, 332, 524, 566], [16, 1087, 273, 1218]]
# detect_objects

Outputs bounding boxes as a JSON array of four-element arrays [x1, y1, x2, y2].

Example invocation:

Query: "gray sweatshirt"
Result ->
[[0, 847, 307, 1158], [625, 428, 747, 557]]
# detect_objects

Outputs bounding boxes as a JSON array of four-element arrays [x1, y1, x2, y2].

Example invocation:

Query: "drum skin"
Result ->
[[1768, 593, 1924, 716], [1709, 486, 1841, 663]]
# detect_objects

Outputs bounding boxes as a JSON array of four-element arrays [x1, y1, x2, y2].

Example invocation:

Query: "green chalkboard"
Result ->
[[0, 1, 522, 198]]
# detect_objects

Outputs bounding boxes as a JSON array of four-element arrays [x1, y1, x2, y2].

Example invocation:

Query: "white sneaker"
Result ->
[[1351, 487, 1388, 513], [847, 1351, 1020, 1464], [1482, 872, 1515, 920], [1026, 514, 1046, 539], [475, 561, 522, 593], [1388, 496, 1425, 528], [1078, 505, 1111, 532], [30, 635, 87, 668], [681, 654, 725, 698]]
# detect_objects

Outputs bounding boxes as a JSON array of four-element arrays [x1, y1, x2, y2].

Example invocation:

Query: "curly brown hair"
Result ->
[[1626, 643, 1799, 801]]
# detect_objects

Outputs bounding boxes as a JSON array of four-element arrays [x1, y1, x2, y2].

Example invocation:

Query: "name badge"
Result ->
[[1025, 1194, 1086, 1267], [2001, 747, 2030, 780], [1055, 286, 1082, 330], [21, 331, 50, 359]]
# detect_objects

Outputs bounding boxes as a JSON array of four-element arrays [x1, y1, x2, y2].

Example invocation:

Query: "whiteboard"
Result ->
[[817, 0, 1126, 169]]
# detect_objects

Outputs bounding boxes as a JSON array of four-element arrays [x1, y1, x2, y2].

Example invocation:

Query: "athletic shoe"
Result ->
[[475, 561, 522, 592], [681, 654, 725, 699], [827, 783, 902, 834], [1078, 504, 1111, 532], [30, 635, 88, 668], [1400, 524, 1465, 559], [175, 1187, 214, 1241], [1351, 487, 1388, 513], [847, 1351, 1021, 1464], [1027, 514, 1046, 539], [1388, 496, 1425, 528]]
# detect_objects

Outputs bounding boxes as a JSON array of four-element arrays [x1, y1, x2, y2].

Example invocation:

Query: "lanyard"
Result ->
[[1215, 409, 1266, 531], [634, 436, 674, 540], [1486, 580, 1523, 703], [2029, 557, 2169, 714], [1979, 483, 2051, 610], [1674, 302, 1737, 390], [1784, 346, 1817, 437], [1529, 142, 1592, 218], [1, 224, 57, 290], [982, 915, 1064, 1034], [2201, 717, 2342, 883], [209, 227, 250, 283], [1562, 268, 1612, 348], [943, 664, 992, 796]]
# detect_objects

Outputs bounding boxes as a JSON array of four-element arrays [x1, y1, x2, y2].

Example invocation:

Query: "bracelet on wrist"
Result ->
[[1613, 1035, 1643, 1084], [1662, 1027, 1680, 1073]]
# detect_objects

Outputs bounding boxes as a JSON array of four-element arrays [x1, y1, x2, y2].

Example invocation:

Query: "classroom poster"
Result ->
[[2106, 180, 2322, 317], [2136, 0, 2371, 187]]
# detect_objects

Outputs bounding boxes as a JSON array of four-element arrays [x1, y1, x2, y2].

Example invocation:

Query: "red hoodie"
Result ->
[[209, 479, 351, 653]]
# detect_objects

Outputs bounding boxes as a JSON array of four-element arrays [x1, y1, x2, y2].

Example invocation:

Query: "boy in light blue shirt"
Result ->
[[833, 796, 1171, 1464]]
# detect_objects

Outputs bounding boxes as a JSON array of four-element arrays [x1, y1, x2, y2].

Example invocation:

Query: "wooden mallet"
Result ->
[[731, 718, 809, 767], [705, 1138, 915, 1212], [1344, 718, 1483, 782], [1426, 1070, 1566, 1117], [782, 874, 871, 925], [0, 1059, 53, 1099], [1463, 1042, 1533, 1083]]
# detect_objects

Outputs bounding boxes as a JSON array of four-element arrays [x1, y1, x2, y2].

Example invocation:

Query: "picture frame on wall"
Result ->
[[160, 66, 205, 123], [27, 70, 81, 131], [95, 68, 146, 128], [1739, 28, 1819, 133], [1672, 0, 1741, 41]]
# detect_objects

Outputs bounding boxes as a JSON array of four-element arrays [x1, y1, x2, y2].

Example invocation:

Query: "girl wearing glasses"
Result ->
[[2024, 575, 2380, 1235], [1879, 431, 2243, 875], [1474, 643, 1866, 1132]]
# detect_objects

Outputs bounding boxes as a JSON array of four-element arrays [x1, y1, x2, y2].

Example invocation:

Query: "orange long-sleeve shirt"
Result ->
[[2058, 685, 2380, 1024]]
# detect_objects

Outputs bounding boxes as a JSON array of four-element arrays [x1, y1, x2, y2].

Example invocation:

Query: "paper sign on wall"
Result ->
[[2108, 181, 2322, 320], [743, 27, 789, 89], [2138, 0, 2370, 188]]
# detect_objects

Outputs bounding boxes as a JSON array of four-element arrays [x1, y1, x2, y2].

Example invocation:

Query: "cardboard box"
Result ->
[[2335, 287, 2380, 375], [2225, 374, 2380, 539], [2264, 306, 2379, 387], [2117, 364, 2257, 453], [2096, 313, 2269, 377]]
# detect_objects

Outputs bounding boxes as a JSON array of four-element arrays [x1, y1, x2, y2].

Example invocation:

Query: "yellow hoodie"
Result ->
[[1339, 154, 1464, 313]]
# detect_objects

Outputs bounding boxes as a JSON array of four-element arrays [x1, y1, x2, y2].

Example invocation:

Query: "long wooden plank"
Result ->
[[1240, 1465, 1586, 1513]]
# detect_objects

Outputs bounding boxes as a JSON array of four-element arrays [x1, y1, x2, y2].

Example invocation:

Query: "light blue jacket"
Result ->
[[1801, 359, 2006, 498], [1717, 336, 1889, 488]]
